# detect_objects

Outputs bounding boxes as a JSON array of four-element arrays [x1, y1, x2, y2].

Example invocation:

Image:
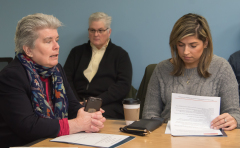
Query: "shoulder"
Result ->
[[155, 58, 173, 73], [0, 58, 27, 79], [0, 58, 29, 91], [209, 55, 234, 78], [210, 55, 230, 70], [70, 42, 90, 54], [108, 40, 129, 55], [149, 59, 173, 81], [229, 50, 240, 59], [228, 50, 240, 65]]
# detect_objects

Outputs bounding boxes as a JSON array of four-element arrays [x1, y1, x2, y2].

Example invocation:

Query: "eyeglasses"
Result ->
[[88, 28, 108, 34]]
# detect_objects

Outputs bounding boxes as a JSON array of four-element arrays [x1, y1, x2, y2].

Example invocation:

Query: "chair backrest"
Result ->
[[0, 57, 13, 71], [137, 64, 157, 118], [125, 85, 138, 99]]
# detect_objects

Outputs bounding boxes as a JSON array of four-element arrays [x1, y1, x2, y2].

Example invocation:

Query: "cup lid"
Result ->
[[122, 98, 140, 104]]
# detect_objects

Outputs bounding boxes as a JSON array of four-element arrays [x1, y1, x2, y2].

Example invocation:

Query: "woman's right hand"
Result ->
[[211, 113, 237, 131], [68, 107, 106, 134]]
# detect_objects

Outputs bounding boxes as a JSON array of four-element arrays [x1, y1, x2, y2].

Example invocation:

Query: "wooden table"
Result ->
[[31, 119, 240, 148]]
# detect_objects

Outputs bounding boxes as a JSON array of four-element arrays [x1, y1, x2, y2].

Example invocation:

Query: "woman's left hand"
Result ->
[[68, 108, 106, 134], [211, 113, 237, 131]]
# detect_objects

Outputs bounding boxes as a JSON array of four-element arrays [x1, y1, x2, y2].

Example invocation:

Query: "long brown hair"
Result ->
[[169, 13, 213, 78]]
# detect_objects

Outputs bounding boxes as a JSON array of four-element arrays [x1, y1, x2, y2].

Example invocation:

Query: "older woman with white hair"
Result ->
[[0, 13, 105, 148], [64, 12, 132, 119]]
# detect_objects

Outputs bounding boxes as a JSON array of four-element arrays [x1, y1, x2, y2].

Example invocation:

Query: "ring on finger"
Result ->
[[224, 118, 227, 123]]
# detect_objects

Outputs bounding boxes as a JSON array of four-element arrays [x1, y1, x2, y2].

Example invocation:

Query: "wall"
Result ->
[[1, 0, 240, 89]]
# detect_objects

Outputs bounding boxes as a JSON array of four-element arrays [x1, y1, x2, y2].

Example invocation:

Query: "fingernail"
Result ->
[[210, 126, 213, 129], [214, 127, 217, 130]]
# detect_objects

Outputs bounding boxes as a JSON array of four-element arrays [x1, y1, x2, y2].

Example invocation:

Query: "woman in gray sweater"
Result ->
[[142, 13, 240, 130]]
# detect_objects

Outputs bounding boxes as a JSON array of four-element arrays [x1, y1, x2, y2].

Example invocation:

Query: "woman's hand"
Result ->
[[85, 108, 106, 133], [211, 113, 237, 131], [68, 108, 106, 134]]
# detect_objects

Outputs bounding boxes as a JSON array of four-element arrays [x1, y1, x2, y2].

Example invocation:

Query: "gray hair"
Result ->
[[15, 13, 62, 54], [89, 12, 112, 29]]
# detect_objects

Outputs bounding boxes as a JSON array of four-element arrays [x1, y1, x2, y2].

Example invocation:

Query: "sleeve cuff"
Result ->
[[57, 118, 69, 136]]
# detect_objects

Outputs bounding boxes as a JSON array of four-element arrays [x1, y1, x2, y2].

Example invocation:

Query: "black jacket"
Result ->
[[0, 58, 82, 148], [228, 50, 240, 105], [64, 40, 132, 118]]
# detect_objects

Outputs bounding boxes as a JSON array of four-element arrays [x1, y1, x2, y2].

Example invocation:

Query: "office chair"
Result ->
[[125, 85, 137, 99], [136, 64, 157, 118]]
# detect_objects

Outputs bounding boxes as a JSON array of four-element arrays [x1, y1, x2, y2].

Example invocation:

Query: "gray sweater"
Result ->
[[142, 55, 240, 128]]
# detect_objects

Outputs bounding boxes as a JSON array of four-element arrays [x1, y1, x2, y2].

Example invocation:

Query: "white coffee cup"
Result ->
[[122, 98, 141, 125]]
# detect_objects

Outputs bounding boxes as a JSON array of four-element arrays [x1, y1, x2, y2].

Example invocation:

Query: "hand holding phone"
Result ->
[[84, 97, 102, 113]]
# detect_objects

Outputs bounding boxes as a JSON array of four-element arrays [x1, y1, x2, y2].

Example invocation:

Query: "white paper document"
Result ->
[[51, 133, 134, 148], [170, 93, 222, 136]]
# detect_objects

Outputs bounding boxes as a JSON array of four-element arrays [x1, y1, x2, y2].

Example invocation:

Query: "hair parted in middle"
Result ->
[[89, 12, 112, 29], [169, 13, 213, 78]]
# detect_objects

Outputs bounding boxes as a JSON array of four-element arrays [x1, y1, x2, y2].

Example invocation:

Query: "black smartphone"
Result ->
[[84, 97, 102, 113]]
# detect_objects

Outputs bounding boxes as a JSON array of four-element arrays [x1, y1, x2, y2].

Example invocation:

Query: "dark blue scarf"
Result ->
[[17, 53, 68, 119]]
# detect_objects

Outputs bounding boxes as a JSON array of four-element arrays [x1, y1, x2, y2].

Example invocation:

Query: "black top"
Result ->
[[0, 58, 82, 148], [63, 40, 132, 118]]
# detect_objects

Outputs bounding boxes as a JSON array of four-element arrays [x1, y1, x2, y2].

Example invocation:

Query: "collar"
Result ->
[[90, 38, 110, 50]]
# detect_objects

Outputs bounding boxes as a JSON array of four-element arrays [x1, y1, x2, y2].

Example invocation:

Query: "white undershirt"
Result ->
[[83, 40, 109, 82]]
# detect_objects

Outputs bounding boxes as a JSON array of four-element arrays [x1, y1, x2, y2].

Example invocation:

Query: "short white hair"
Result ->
[[15, 13, 62, 54], [89, 12, 112, 29]]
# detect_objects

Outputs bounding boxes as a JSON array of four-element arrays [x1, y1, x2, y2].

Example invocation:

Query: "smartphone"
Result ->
[[84, 97, 102, 113]]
